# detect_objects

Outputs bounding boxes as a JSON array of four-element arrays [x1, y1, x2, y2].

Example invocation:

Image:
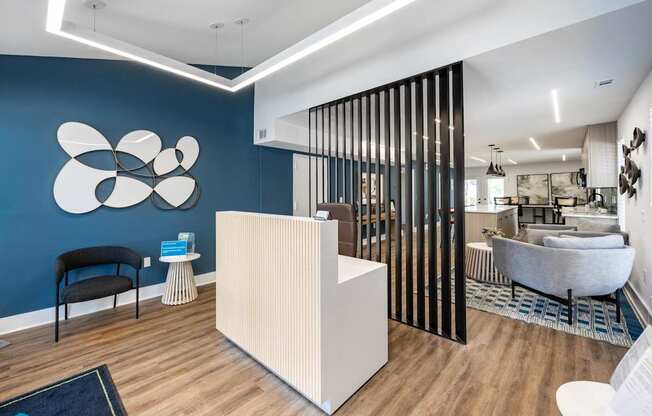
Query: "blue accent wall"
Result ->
[[0, 55, 292, 318]]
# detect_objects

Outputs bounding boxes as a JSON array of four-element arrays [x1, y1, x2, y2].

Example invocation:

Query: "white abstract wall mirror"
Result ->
[[53, 121, 200, 214]]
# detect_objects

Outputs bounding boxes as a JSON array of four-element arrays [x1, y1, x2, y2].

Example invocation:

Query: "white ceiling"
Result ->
[[277, 1, 652, 167], [464, 0, 652, 166], [3, 0, 651, 168], [0, 0, 369, 67]]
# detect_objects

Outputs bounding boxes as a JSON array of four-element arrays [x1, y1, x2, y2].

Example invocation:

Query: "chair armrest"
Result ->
[[55, 258, 65, 285]]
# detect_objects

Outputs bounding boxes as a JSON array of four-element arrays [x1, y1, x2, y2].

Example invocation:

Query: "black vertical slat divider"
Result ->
[[375, 93, 382, 262], [415, 78, 425, 328], [357, 98, 363, 258], [350, 100, 354, 206], [328, 104, 332, 203], [335, 103, 340, 202], [452, 63, 466, 343], [439, 68, 452, 337], [366, 95, 372, 261], [394, 86, 403, 321], [427, 73, 438, 332], [309, 108, 312, 217], [306, 63, 465, 344], [384, 90, 392, 317], [404, 81, 414, 325], [321, 106, 325, 205], [343, 101, 348, 203]]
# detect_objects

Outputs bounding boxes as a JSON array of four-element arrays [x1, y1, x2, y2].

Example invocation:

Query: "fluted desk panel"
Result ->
[[215, 212, 387, 414]]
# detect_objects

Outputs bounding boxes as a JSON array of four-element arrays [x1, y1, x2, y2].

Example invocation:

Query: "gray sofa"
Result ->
[[492, 236, 635, 324], [525, 224, 630, 244]]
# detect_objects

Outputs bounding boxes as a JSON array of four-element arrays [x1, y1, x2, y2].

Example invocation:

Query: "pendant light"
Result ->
[[486, 145, 497, 176], [209, 22, 225, 75], [235, 18, 250, 76], [497, 149, 506, 176]]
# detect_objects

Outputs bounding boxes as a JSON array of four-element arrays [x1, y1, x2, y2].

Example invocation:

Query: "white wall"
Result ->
[[465, 161, 583, 204], [618, 68, 652, 323]]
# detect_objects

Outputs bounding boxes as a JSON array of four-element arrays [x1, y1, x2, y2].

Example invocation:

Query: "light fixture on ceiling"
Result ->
[[209, 22, 225, 76], [495, 149, 506, 177], [486, 145, 498, 176], [562, 154, 566, 162], [529, 137, 541, 151], [551, 89, 561, 123], [235, 18, 250, 76], [45, 0, 419, 93], [483, 145, 509, 176]]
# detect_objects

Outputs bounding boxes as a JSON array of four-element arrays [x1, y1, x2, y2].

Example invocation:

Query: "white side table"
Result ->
[[160, 253, 201, 305], [465, 242, 510, 285]]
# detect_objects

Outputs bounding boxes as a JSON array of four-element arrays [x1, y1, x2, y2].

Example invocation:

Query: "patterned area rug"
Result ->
[[464, 278, 643, 347]]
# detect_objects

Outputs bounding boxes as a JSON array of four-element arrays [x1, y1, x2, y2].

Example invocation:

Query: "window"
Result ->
[[487, 178, 505, 205], [464, 179, 478, 206]]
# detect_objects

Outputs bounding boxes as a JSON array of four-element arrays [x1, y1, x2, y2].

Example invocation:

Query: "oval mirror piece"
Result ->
[[116, 130, 162, 164], [154, 148, 180, 176], [176, 136, 200, 171], [57, 122, 112, 157]]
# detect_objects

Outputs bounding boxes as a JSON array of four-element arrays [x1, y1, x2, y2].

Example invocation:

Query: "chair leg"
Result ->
[[55, 286, 60, 343], [616, 288, 622, 323], [64, 303, 68, 320], [136, 270, 140, 319], [511, 282, 516, 299], [114, 294, 117, 309], [567, 289, 573, 325]]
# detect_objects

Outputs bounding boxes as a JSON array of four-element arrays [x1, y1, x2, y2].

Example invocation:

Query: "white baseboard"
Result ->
[[624, 281, 652, 327], [0, 272, 216, 336]]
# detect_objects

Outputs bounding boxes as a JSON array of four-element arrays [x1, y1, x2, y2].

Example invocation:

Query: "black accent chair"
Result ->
[[55, 246, 143, 342]]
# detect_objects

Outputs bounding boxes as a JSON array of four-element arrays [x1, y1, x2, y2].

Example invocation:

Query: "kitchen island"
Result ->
[[465, 205, 518, 243], [561, 209, 619, 229]]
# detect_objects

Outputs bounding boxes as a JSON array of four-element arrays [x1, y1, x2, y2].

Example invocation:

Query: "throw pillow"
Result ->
[[543, 234, 625, 249], [522, 229, 566, 245]]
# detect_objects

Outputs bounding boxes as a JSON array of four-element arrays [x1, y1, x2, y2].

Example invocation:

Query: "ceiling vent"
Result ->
[[595, 79, 614, 88]]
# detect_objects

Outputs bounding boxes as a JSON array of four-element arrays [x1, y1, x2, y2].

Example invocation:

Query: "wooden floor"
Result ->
[[0, 285, 625, 415]]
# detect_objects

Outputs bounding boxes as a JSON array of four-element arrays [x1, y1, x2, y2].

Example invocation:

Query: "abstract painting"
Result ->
[[550, 172, 588, 205], [517, 174, 549, 205]]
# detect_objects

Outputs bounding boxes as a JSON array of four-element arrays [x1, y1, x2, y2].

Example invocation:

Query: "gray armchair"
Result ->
[[492, 237, 635, 324]]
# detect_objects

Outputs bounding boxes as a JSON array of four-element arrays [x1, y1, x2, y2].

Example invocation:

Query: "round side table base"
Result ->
[[162, 261, 198, 305], [465, 242, 510, 286]]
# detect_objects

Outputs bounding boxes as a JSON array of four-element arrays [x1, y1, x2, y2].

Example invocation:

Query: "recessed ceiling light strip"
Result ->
[[551, 89, 561, 123], [52, 21, 235, 91], [46, 0, 419, 93], [529, 137, 541, 151]]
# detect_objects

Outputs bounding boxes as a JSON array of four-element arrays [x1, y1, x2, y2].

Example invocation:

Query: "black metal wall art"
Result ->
[[620, 127, 646, 199]]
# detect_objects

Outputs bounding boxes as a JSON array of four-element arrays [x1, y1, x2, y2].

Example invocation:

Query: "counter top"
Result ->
[[465, 205, 517, 214], [561, 211, 618, 220]]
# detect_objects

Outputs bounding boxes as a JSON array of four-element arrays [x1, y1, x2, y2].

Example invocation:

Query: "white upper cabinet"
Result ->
[[581, 122, 617, 188]]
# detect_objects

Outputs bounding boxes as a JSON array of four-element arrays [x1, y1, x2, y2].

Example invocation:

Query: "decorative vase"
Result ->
[[484, 234, 494, 247]]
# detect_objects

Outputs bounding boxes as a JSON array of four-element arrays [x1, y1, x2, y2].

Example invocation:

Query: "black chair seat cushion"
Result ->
[[62, 275, 133, 304]]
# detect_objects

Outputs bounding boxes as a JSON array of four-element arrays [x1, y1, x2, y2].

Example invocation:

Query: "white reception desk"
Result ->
[[215, 212, 388, 414]]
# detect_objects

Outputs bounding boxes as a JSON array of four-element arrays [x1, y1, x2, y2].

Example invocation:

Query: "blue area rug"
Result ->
[[0, 365, 126, 416], [465, 278, 644, 347]]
